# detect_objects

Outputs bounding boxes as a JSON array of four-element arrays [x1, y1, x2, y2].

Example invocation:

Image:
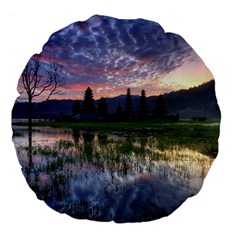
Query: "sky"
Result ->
[[17, 15, 213, 102]]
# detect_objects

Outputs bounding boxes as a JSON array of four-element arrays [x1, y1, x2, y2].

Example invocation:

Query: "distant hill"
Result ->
[[12, 80, 220, 120], [162, 80, 221, 118]]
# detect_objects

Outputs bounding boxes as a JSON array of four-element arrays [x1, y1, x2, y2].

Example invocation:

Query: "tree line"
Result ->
[[19, 55, 178, 123], [71, 87, 172, 121]]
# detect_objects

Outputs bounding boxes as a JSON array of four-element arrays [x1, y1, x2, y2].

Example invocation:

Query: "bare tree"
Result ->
[[20, 54, 66, 170], [20, 54, 66, 124]]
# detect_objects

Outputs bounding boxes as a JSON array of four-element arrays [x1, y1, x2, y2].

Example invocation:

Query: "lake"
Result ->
[[12, 126, 213, 222]]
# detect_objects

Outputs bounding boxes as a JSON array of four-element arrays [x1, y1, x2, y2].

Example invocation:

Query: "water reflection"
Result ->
[[13, 126, 213, 222]]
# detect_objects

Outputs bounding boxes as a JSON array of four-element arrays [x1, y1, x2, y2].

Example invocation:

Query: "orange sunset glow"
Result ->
[[17, 15, 213, 102]]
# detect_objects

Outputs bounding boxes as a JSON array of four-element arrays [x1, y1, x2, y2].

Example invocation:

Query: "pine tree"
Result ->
[[72, 100, 81, 116], [154, 94, 167, 119], [97, 97, 108, 118], [117, 103, 123, 116], [138, 89, 147, 119], [124, 88, 133, 119], [82, 87, 96, 114]]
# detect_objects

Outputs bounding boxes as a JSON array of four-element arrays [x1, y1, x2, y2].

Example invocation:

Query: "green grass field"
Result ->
[[13, 119, 220, 158], [13, 119, 220, 132]]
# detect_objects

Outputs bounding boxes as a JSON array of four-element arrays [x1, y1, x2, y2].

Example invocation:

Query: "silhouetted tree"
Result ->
[[115, 102, 124, 120], [138, 89, 147, 119], [20, 54, 66, 126], [124, 88, 133, 119], [97, 97, 108, 118], [20, 54, 65, 171], [154, 94, 167, 119], [117, 103, 123, 116], [82, 87, 96, 114], [72, 100, 81, 116]]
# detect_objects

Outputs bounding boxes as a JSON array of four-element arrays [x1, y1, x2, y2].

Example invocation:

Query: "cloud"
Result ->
[[19, 15, 203, 100]]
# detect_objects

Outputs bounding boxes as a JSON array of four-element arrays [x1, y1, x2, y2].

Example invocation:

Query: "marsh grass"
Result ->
[[21, 133, 213, 180], [13, 119, 219, 222], [13, 119, 220, 157]]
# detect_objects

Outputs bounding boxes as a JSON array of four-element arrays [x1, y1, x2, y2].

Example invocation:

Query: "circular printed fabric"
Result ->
[[12, 15, 220, 223]]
